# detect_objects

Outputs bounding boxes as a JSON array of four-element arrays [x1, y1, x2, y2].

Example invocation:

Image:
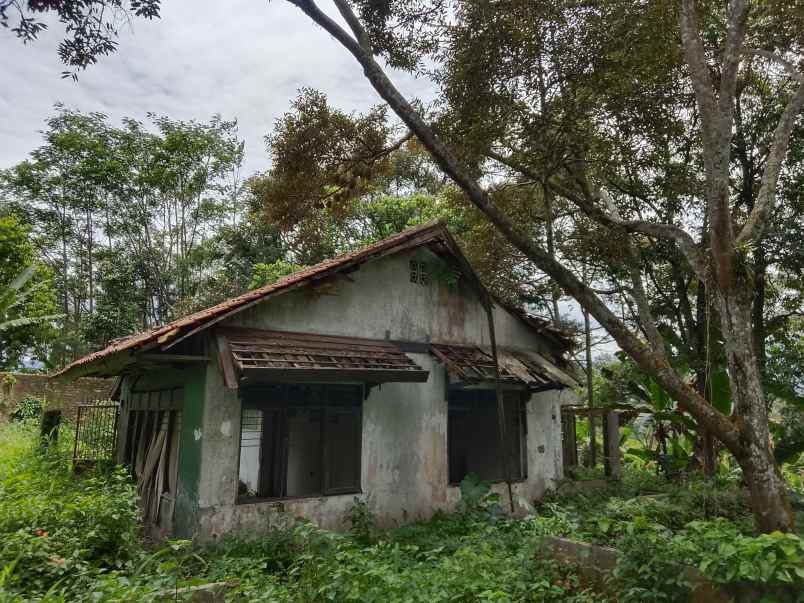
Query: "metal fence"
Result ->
[[73, 402, 119, 467]]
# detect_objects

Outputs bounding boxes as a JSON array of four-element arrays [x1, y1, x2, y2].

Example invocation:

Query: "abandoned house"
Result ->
[[54, 221, 578, 541]]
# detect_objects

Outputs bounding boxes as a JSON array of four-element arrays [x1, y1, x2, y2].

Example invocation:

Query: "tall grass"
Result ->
[[0, 421, 142, 598]]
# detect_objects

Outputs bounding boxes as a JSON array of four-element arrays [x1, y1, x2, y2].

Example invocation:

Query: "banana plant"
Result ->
[[0, 265, 64, 332]]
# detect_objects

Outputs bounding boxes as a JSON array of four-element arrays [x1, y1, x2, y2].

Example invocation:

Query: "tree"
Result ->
[[0, 214, 60, 369], [2, 108, 250, 356], [279, 0, 804, 532], [1, 0, 160, 77]]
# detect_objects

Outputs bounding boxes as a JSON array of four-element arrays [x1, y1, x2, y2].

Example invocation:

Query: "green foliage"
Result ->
[[612, 527, 692, 602], [0, 424, 602, 602], [0, 215, 60, 369], [535, 468, 804, 599], [2, 108, 247, 358], [8, 395, 42, 422], [0, 423, 141, 597], [1, 424, 800, 602], [675, 520, 804, 595], [345, 495, 376, 544], [249, 259, 305, 289], [1, 1, 161, 77]]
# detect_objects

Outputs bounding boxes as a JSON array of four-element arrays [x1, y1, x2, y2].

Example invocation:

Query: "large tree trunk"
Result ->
[[717, 279, 794, 532], [289, 0, 797, 532]]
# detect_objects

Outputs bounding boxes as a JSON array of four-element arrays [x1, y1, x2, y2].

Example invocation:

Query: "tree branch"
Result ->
[[680, 0, 736, 290], [485, 149, 709, 282], [286, 0, 743, 453], [743, 49, 804, 82], [737, 79, 804, 246], [679, 0, 719, 156], [332, 0, 372, 52], [718, 0, 749, 135]]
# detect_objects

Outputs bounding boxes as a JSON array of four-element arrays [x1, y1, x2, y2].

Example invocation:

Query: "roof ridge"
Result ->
[[52, 220, 449, 378]]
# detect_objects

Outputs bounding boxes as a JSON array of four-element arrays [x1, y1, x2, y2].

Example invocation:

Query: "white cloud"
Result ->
[[0, 0, 437, 174]]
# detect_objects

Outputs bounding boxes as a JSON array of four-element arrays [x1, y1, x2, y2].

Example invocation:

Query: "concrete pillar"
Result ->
[[527, 389, 564, 493]]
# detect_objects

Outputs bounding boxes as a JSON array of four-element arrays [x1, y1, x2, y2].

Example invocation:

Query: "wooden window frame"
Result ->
[[236, 383, 364, 504], [446, 389, 528, 486]]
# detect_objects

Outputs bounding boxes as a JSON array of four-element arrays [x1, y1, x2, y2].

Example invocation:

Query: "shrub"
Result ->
[[345, 495, 376, 544], [0, 422, 141, 596], [674, 520, 804, 599], [9, 395, 42, 422], [612, 526, 692, 602]]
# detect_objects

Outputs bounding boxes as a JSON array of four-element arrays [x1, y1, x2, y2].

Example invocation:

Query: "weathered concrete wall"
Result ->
[[190, 351, 566, 541], [225, 248, 553, 355], [191, 353, 449, 540], [0, 372, 114, 422], [360, 354, 449, 525], [183, 249, 570, 541]]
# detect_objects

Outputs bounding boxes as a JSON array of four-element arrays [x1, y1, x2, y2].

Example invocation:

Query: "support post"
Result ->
[[486, 304, 515, 513], [603, 411, 621, 480]]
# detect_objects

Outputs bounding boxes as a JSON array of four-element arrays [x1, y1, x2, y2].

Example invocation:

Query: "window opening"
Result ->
[[238, 383, 362, 502], [447, 389, 526, 484], [409, 260, 429, 285]]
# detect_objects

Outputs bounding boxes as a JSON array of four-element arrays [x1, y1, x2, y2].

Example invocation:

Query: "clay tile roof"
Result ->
[[52, 221, 451, 378], [52, 220, 575, 379]]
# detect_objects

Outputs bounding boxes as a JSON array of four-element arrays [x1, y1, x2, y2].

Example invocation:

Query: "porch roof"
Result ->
[[430, 343, 577, 390], [217, 327, 429, 387]]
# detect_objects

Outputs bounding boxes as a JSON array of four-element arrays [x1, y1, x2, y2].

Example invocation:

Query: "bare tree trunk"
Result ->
[[543, 184, 562, 328]]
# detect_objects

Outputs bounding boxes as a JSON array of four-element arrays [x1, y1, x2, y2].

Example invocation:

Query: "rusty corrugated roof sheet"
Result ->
[[53, 220, 574, 379]]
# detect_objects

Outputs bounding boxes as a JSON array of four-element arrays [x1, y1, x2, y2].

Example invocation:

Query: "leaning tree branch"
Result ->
[[736, 78, 804, 246], [485, 149, 707, 280], [286, 0, 744, 452], [743, 49, 804, 82]]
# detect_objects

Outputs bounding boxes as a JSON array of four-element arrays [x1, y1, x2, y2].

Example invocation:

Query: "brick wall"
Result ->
[[0, 373, 116, 423]]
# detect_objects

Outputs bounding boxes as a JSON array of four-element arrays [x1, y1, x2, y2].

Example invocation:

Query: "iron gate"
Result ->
[[73, 402, 119, 467]]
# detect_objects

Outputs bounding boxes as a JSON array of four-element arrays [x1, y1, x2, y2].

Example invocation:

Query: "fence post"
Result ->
[[603, 411, 621, 480]]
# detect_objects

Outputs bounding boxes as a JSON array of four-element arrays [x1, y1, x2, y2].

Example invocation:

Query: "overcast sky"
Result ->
[[0, 0, 436, 175], [1, 1, 615, 357]]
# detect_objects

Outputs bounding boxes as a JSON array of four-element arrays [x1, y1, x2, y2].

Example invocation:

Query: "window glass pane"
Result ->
[[325, 409, 361, 493], [238, 408, 262, 498]]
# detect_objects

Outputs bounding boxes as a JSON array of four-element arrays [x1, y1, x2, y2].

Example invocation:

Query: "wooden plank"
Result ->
[[216, 332, 239, 389], [240, 367, 430, 384], [135, 353, 210, 363]]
